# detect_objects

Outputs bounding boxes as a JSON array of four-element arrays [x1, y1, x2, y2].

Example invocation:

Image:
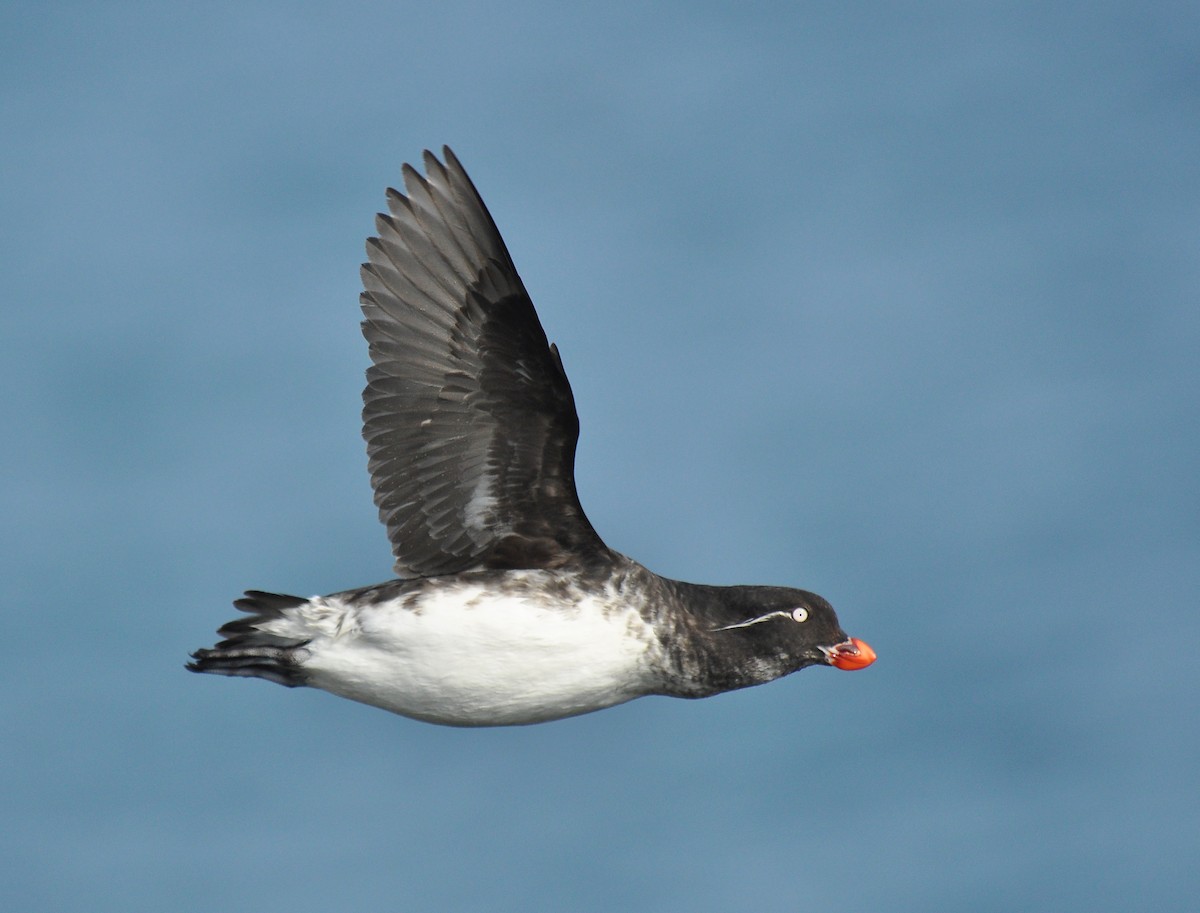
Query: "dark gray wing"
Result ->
[[359, 147, 606, 578]]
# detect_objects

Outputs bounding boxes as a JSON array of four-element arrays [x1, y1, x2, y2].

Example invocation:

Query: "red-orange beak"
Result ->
[[824, 637, 877, 671]]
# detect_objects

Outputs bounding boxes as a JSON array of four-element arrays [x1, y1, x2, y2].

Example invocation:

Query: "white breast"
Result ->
[[284, 577, 659, 726]]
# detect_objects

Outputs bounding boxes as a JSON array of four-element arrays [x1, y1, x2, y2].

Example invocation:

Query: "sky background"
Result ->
[[3, 2, 1198, 911]]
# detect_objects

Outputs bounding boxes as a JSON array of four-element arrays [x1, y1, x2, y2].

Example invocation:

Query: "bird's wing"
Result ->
[[359, 147, 606, 578]]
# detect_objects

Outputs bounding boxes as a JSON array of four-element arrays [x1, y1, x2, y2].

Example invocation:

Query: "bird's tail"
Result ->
[[187, 591, 312, 687]]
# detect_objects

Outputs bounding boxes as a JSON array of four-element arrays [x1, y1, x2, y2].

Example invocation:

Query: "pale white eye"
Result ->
[[791, 607, 809, 623]]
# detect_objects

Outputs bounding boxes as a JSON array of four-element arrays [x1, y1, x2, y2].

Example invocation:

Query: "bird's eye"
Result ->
[[791, 607, 809, 623]]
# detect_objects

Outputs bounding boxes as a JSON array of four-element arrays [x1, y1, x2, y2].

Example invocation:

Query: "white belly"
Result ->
[[289, 581, 658, 726]]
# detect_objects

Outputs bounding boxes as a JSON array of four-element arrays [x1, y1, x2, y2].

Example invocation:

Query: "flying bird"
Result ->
[[188, 148, 876, 726]]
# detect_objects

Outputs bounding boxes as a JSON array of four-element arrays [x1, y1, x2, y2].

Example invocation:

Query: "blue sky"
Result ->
[[3, 2, 1198, 911]]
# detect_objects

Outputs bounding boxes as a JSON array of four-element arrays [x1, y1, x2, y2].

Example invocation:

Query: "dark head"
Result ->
[[667, 583, 876, 696]]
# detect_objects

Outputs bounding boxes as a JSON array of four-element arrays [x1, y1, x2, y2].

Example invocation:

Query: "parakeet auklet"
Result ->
[[187, 147, 876, 726]]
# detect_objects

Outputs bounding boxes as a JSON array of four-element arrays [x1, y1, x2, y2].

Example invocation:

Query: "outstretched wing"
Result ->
[[359, 147, 606, 578]]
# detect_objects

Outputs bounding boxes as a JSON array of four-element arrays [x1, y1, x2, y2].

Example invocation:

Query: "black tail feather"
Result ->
[[187, 591, 311, 688]]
